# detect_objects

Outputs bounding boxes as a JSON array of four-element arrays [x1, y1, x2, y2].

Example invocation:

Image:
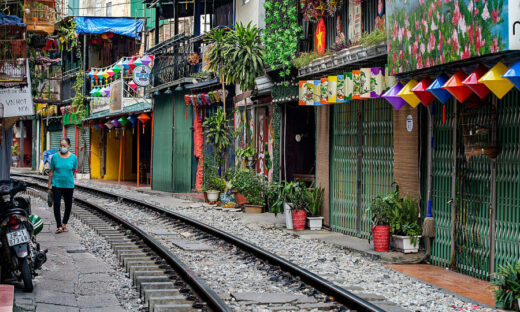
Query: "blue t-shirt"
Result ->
[[50, 154, 77, 189]]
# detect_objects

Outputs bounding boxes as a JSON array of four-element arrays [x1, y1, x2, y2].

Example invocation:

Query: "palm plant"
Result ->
[[205, 28, 230, 111], [224, 22, 265, 92], [203, 107, 232, 168]]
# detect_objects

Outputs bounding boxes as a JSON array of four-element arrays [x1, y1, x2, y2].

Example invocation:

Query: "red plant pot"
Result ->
[[234, 191, 249, 206], [292, 210, 307, 231], [372, 225, 390, 252]]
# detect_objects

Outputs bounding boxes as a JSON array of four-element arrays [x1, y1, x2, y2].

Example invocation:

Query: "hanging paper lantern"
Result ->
[[204, 94, 211, 105], [102, 70, 110, 79], [122, 59, 130, 69], [118, 116, 129, 127], [213, 90, 221, 102], [336, 75, 346, 103], [60, 107, 66, 115], [128, 58, 136, 69], [359, 68, 372, 99], [111, 119, 120, 128], [94, 124, 100, 130], [462, 66, 490, 100], [134, 57, 143, 67], [105, 121, 114, 130], [112, 64, 121, 75], [426, 74, 453, 104], [344, 72, 353, 101], [327, 76, 338, 104], [370, 67, 385, 98], [90, 88, 97, 96], [397, 80, 421, 108], [106, 68, 115, 77], [129, 82, 138, 90], [318, 78, 327, 104], [104, 86, 111, 97], [141, 55, 152, 66], [88, 70, 95, 79], [93, 70, 99, 80], [502, 60, 520, 91], [382, 82, 407, 110], [138, 113, 150, 124], [127, 115, 138, 126], [410, 78, 435, 106], [99, 88, 106, 96], [442, 70, 472, 103], [352, 70, 361, 99], [479, 62, 514, 99]]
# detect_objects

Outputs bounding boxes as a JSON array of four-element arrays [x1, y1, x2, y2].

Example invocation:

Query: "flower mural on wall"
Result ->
[[387, 0, 507, 74]]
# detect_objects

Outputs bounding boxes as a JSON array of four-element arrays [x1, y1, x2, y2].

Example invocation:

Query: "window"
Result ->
[[106, 2, 112, 17]]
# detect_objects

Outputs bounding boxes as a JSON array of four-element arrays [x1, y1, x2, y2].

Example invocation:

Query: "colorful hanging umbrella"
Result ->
[[111, 118, 120, 128], [141, 55, 152, 66], [382, 82, 407, 110], [479, 62, 514, 99], [426, 74, 453, 104], [462, 65, 490, 100], [442, 70, 472, 103], [411, 78, 435, 106], [397, 80, 421, 108], [502, 60, 520, 91]]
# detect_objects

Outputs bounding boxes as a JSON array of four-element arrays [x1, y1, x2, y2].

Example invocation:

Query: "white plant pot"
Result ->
[[392, 235, 421, 253], [207, 190, 220, 202], [284, 203, 293, 230], [306, 217, 323, 230]]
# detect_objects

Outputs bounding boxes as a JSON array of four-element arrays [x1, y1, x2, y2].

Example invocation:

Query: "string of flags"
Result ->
[[183, 90, 229, 120]]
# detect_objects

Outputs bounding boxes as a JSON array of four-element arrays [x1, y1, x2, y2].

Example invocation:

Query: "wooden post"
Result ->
[[450, 98, 457, 266], [118, 131, 122, 182], [137, 123, 140, 187]]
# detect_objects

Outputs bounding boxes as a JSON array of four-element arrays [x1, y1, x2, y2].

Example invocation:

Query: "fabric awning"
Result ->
[[74, 17, 144, 40]]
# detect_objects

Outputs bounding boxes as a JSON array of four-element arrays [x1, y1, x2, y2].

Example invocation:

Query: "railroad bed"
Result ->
[[16, 174, 384, 312]]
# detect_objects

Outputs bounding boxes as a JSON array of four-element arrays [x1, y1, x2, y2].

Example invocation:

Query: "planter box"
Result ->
[[306, 217, 323, 230], [392, 235, 421, 253], [244, 204, 263, 214]]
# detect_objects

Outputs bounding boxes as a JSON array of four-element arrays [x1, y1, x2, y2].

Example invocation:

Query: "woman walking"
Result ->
[[47, 138, 77, 234]]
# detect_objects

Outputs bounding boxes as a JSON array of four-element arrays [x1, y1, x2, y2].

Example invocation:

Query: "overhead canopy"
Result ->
[[74, 17, 144, 40]]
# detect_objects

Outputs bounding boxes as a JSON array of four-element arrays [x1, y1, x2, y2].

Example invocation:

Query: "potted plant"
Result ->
[[231, 169, 265, 213], [11, 143, 20, 166], [388, 194, 422, 253], [366, 194, 392, 252], [235, 144, 256, 170], [269, 181, 301, 229], [306, 186, 324, 230], [203, 107, 232, 170], [286, 182, 311, 231], [205, 176, 227, 204], [492, 261, 520, 310]]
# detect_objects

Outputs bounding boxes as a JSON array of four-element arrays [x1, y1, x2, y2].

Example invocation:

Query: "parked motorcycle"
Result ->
[[0, 180, 47, 292]]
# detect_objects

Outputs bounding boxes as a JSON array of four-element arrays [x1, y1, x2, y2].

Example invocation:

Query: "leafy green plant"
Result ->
[[359, 29, 387, 48], [59, 19, 79, 52], [388, 194, 420, 235], [224, 22, 265, 92], [292, 51, 332, 69], [205, 28, 231, 110], [206, 176, 227, 192], [308, 186, 324, 217], [71, 71, 87, 120], [11, 143, 20, 156], [492, 262, 520, 310], [263, 0, 302, 82], [235, 144, 256, 160], [203, 107, 232, 168], [231, 169, 265, 206], [190, 71, 214, 81]]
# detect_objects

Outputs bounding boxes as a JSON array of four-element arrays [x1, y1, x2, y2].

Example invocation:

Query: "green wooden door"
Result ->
[[173, 91, 193, 193], [330, 99, 393, 238], [152, 94, 173, 192]]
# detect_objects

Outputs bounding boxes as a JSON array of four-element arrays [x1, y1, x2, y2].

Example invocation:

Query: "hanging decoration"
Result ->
[[129, 82, 138, 91], [410, 78, 435, 106], [442, 70, 472, 103], [502, 60, 520, 91], [134, 57, 143, 67], [359, 68, 371, 99], [336, 74, 346, 103], [299, 81, 315, 106], [138, 113, 151, 133], [462, 66, 490, 100], [105, 121, 114, 130], [370, 67, 385, 98], [397, 80, 421, 108], [479, 62, 514, 99], [327, 76, 337, 103], [320, 78, 328, 104], [382, 82, 407, 110], [344, 72, 353, 101], [352, 70, 361, 99], [111, 118, 120, 128], [301, 0, 343, 22], [426, 74, 453, 104], [140, 55, 152, 66], [315, 18, 326, 55], [188, 52, 200, 65]]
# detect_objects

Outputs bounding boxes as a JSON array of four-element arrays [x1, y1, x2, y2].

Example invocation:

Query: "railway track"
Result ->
[[15, 173, 385, 312]]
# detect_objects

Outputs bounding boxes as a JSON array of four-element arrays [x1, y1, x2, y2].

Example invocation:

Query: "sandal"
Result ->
[[62, 224, 68, 232], [56, 227, 64, 234]]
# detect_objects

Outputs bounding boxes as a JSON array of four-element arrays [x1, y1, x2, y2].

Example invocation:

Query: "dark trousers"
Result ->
[[52, 187, 74, 228]]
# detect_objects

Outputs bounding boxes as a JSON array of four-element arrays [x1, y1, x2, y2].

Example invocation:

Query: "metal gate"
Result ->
[[49, 130, 62, 149], [65, 125, 76, 153], [78, 128, 90, 174], [330, 98, 393, 238]]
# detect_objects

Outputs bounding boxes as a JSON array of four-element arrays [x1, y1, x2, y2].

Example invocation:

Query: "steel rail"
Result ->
[[23, 180, 231, 312], [15, 173, 384, 312]]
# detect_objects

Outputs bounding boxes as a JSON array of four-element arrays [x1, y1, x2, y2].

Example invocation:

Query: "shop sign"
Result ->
[[348, 0, 362, 44], [387, 0, 517, 74], [0, 85, 33, 118], [110, 79, 122, 112], [132, 65, 151, 87]]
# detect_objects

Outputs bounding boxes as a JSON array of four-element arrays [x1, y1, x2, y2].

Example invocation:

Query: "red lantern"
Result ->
[[138, 113, 151, 134], [410, 78, 435, 106], [442, 70, 472, 103], [315, 18, 326, 55], [462, 65, 490, 100]]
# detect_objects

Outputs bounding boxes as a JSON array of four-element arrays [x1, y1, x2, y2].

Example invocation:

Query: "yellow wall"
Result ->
[[90, 127, 102, 179]]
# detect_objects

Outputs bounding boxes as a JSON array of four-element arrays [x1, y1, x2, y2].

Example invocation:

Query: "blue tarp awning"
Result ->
[[74, 17, 144, 40]]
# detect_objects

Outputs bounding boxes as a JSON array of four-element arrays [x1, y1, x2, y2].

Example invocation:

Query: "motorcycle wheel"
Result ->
[[20, 257, 33, 292]]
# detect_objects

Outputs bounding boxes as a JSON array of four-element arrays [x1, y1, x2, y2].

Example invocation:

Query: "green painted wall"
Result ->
[[173, 91, 193, 193], [152, 94, 173, 192]]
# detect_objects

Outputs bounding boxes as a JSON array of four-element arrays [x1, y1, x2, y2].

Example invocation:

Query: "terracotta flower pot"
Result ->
[[292, 210, 307, 231], [234, 191, 249, 206], [372, 225, 390, 252], [244, 204, 263, 214]]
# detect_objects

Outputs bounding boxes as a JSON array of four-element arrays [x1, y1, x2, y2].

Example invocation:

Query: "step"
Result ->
[[123, 259, 155, 270], [135, 276, 172, 292], [132, 270, 167, 283], [139, 282, 176, 297], [119, 251, 149, 262], [152, 303, 193, 312], [122, 256, 153, 268], [128, 265, 162, 276]]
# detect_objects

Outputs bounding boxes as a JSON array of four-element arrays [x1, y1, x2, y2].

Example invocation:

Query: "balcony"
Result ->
[[61, 68, 78, 104], [0, 26, 27, 86], [23, 0, 55, 34]]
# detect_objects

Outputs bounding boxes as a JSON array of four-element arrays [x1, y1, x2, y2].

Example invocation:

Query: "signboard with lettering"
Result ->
[[0, 85, 34, 118], [110, 80, 122, 112], [132, 65, 151, 87], [387, 0, 519, 74]]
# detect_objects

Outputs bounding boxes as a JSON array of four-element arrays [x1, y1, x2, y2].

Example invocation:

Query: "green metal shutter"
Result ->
[[330, 98, 393, 238], [65, 125, 76, 153], [496, 90, 520, 270], [152, 94, 173, 192], [173, 91, 193, 193], [78, 128, 90, 174], [49, 130, 62, 149]]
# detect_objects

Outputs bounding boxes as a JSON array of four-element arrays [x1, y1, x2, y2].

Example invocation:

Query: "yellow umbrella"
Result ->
[[397, 80, 421, 108], [478, 62, 514, 99]]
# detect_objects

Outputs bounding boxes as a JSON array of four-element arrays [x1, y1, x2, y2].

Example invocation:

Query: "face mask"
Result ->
[[60, 147, 68, 154]]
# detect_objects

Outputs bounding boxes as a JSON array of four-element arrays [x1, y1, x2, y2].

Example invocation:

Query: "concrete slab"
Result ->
[[79, 273, 112, 283], [35, 290, 77, 307], [35, 303, 79, 312], [231, 292, 316, 304], [77, 294, 120, 308], [170, 240, 213, 251], [80, 307, 126, 312]]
